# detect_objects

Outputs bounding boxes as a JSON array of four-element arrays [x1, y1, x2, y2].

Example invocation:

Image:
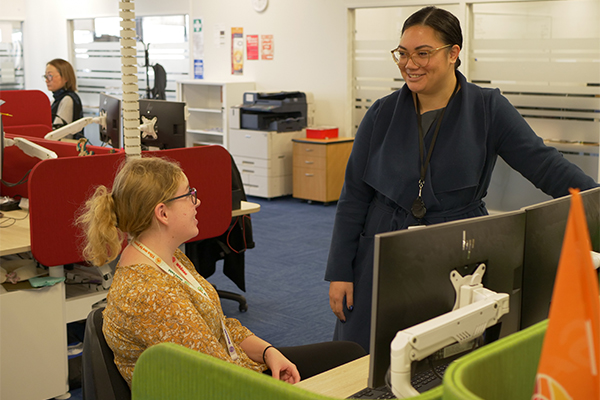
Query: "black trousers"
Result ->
[[264, 341, 367, 380]]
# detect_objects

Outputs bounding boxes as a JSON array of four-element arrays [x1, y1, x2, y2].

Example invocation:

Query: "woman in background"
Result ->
[[44, 58, 84, 139], [77, 156, 365, 387]]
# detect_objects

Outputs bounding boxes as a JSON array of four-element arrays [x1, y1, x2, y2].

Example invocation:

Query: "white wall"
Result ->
[[192, 1, 350, 133], [18, 0, 353, 135]]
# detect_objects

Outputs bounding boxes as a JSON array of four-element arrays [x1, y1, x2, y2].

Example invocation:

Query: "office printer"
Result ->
[[239, 91, 308, 132]]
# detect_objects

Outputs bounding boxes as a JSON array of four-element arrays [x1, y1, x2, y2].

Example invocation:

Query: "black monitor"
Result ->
[[520, 186, 600, 329], [369, 211, 526, 388], [138, 99, 186, 150], [99, 93, 122, 148]]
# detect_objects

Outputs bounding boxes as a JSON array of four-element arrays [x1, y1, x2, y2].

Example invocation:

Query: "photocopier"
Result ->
[[235, 91, 310, 132]]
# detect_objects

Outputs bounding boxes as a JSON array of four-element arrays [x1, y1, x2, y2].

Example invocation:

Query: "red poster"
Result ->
[[261, 34, 274, 60], [246, 35, 259, 60]]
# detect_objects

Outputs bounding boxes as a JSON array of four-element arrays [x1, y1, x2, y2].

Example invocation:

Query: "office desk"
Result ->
[[295, 355, 370, 398], [232, 200, 260, 217], [0, 209, 30, 256]]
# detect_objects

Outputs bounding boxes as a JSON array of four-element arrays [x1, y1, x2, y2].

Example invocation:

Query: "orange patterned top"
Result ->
[[102, 249, 266, 386]]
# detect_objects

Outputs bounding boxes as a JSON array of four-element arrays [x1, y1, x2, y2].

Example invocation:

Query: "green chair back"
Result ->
[[443, 320, 547, 400], [132, 342, 444, 400]]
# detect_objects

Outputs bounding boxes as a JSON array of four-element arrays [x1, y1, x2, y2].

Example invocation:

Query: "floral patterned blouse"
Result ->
[[102, 249, 266, 386]]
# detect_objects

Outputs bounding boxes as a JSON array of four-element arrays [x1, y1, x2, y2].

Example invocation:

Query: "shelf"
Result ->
[[177, 80, 255, 150], [187, 129, 224, 136], [188, 107, 223, 114]]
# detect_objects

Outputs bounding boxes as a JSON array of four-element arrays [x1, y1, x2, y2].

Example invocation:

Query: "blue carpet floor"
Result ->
[[65, 195, 338, 399], [207, 195, 338, 347]]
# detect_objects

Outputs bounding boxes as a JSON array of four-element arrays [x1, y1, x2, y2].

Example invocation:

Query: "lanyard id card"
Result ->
[[132, 240, 239, 361]]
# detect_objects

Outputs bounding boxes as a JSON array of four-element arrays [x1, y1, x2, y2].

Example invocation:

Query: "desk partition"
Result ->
[[1, 133, 116, 198], [26, 145, 232, 267]]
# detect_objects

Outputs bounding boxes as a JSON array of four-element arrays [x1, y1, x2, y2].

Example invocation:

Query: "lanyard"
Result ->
[[132, 240, 239, 361], [411, 79, 460, 220]]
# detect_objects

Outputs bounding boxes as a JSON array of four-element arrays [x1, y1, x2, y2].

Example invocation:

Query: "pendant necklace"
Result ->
[[411, 79, 460, 220]]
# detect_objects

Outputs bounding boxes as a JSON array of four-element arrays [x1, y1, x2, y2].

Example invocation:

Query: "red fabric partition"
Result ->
[[0, 90, 53, 136], [1, 133, 118, 198], [27, 146, 231, 267], [3, 125, 52, 138]]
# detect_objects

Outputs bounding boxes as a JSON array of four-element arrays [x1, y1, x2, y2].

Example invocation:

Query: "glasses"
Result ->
[[42, 74, 56, 81], [165, 187, 199, 205], [391, 44, 452, 67]]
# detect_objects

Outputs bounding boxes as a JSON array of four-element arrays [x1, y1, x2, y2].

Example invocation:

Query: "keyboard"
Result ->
[[347, 386, 395, 399], [347, 364, 449, 399]]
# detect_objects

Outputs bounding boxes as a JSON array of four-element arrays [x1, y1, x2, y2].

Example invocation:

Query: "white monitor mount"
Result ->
[[390, 263, 509, 398], [44, 112, 107, 141], [5, 137, 57, 160]]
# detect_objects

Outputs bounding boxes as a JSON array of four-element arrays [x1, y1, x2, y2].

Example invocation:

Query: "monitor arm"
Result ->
[[44, 113, 107, 141], [390, 264, 509, 399], [4, 137, 58, 160]]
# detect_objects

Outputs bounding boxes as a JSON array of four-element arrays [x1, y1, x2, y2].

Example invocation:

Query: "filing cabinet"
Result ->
[[292, 137, 354, 203], [230, 128, 305, 198]]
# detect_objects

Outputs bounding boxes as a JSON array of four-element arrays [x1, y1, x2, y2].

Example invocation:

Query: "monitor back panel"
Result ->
[[369, 211, 526, 388], [521, 186, 600, 329]]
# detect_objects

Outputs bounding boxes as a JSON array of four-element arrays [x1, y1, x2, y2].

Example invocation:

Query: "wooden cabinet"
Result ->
[[292, 137, 354, 203], [230, 128, 305, 198], [176, 80, 255, 148]]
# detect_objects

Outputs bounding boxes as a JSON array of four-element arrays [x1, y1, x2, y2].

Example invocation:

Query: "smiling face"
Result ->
[[397, 25, 459, 98]]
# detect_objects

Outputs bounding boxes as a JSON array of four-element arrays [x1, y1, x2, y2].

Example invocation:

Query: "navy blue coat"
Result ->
[[325, 71, 597, 351]]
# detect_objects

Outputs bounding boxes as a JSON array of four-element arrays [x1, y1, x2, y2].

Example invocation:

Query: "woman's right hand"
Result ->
[[329, 281, 354, 321]]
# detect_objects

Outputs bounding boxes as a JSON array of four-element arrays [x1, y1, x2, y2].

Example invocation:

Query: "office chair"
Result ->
[[82, 307, 131, 400], [132, 342, 443, 400], [186, 154, 254, 312]]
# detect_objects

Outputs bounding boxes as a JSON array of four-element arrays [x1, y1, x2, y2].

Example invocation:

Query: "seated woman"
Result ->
[[76, 156, 365, 386], [44, 58, 84, 139]]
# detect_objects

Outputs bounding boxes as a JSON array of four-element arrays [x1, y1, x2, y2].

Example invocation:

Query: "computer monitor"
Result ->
[[369, 210, 526, 388], [138, 99, 186, 150], [520, 186, 600, 329], [99, 93, 122, 148]]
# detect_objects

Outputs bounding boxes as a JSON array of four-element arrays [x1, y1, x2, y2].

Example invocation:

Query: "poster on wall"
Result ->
[[193, 18, 204, 79], [246, 35, 259, 60], [231, 27, 244, 75], [261, 34, 274, 60]]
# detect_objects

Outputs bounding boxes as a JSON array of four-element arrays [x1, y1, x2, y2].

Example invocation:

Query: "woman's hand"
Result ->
[[329, 281, 354, 321], [263, 346, 300, 384]]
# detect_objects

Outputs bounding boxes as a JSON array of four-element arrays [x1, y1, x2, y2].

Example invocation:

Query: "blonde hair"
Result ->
[[77, 156, 184, 266], [47, 58, 78, 91]]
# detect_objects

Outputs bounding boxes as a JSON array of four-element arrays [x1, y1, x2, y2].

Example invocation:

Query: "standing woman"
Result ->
[[77, 156, 364, 387], [326, 6, 598, 352], [44, 58, 84, 139]]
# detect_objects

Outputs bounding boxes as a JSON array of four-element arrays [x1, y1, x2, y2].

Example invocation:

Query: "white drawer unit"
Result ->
[[230, 128, 305, 198]]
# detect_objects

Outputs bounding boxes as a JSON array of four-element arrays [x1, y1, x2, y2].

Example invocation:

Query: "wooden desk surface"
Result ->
[[232, 200, 260, 217], [0, 209, 31, 256], [295, 355, 370, 398]]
